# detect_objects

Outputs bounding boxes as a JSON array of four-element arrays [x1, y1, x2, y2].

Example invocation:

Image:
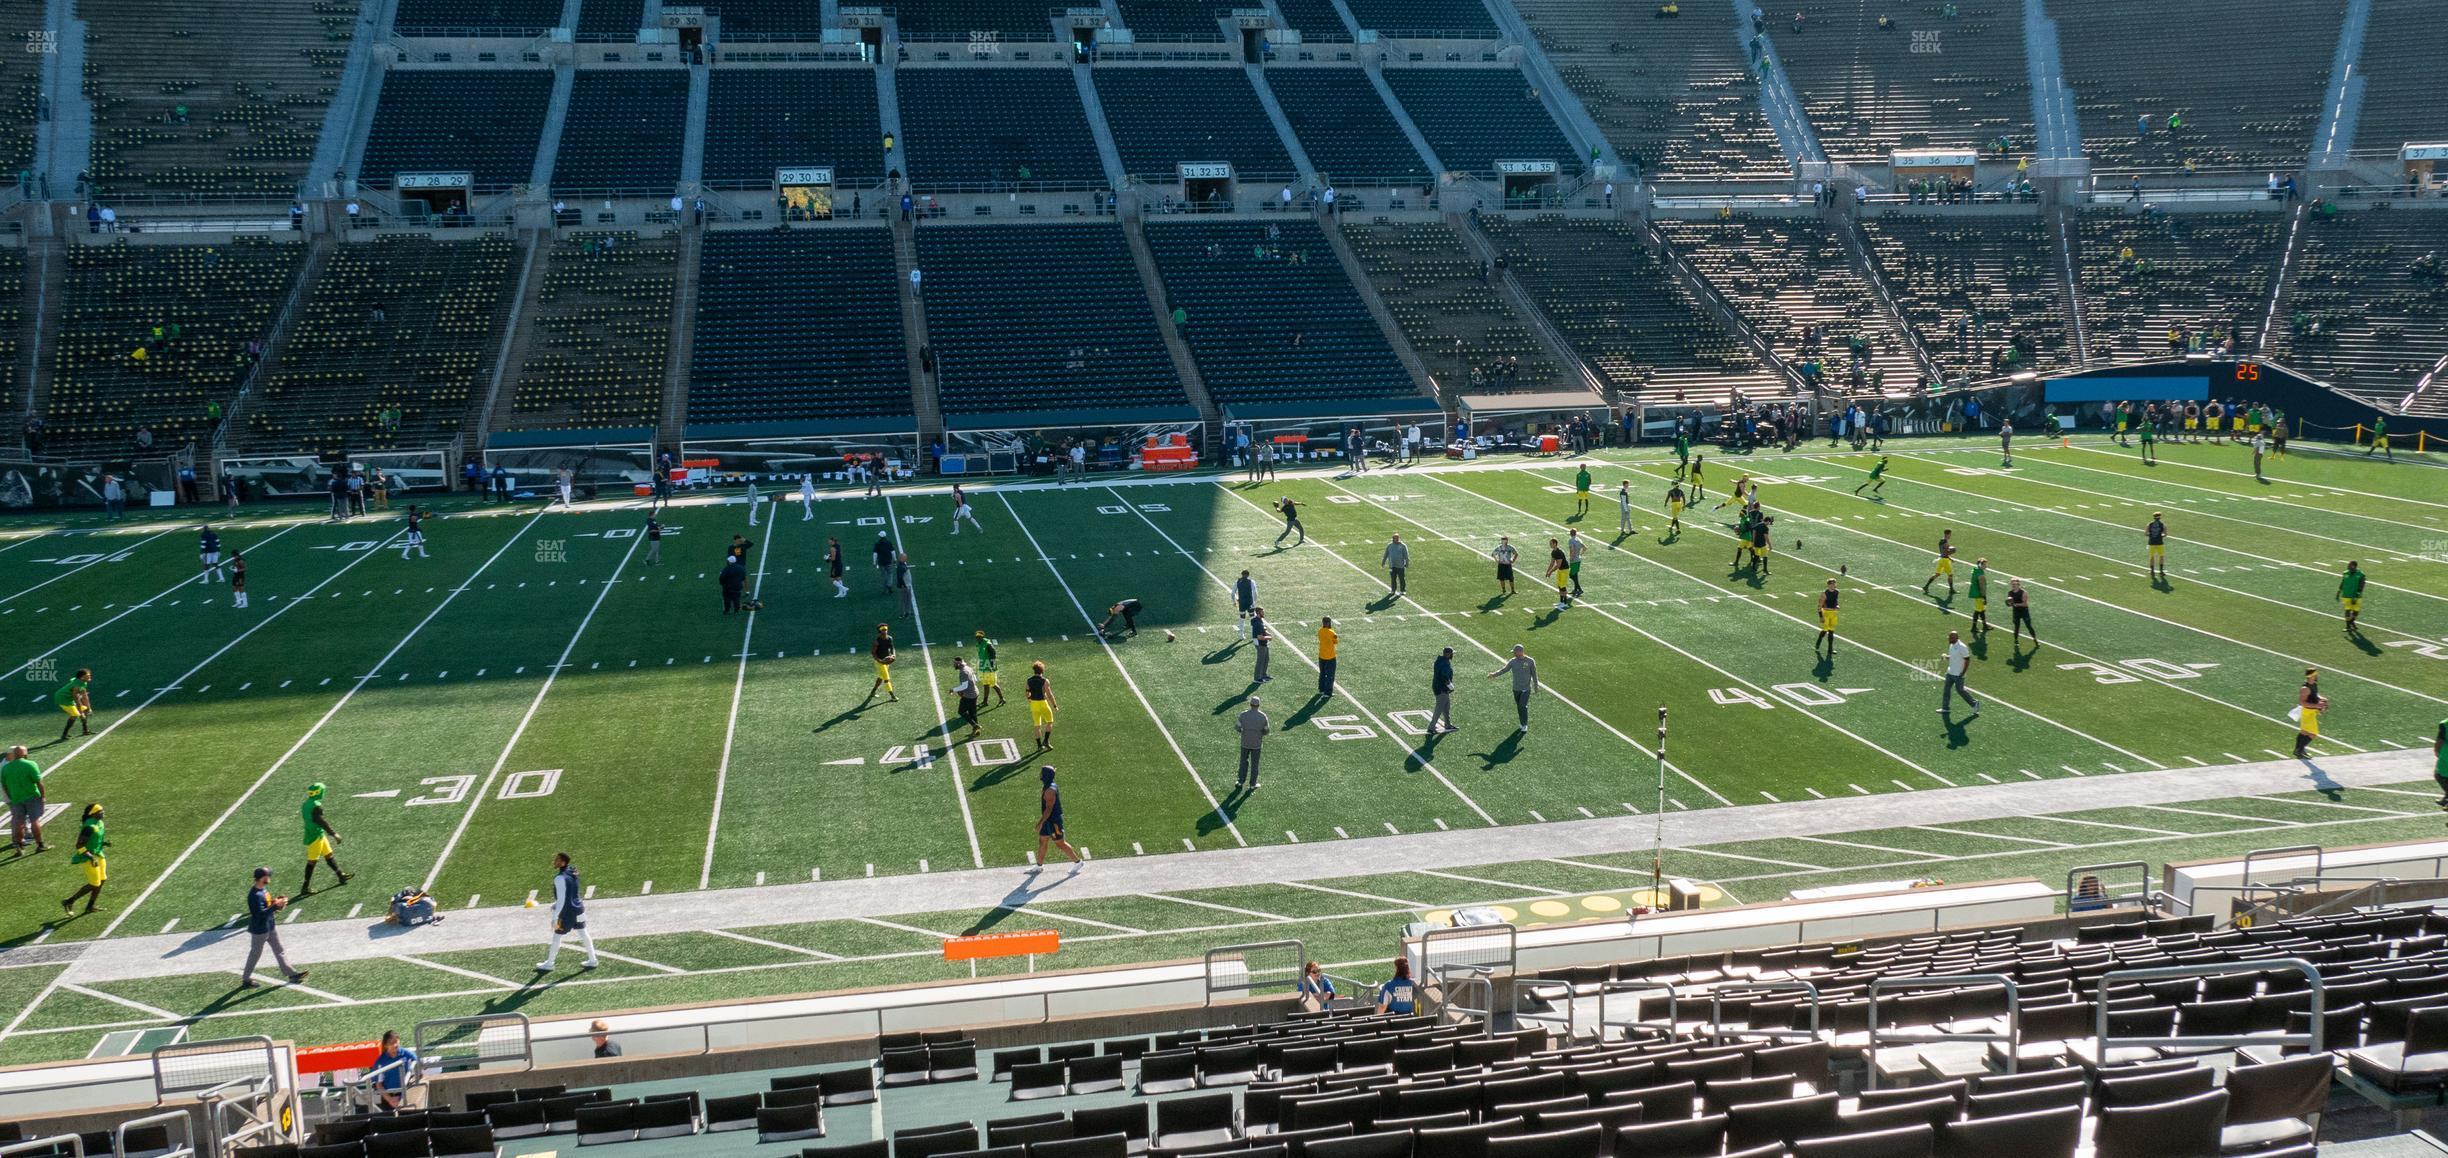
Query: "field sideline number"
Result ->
[[2385, 640, 2448, 661], [2056, 658, 2204, 684], [1708, 684, 1857, 709]]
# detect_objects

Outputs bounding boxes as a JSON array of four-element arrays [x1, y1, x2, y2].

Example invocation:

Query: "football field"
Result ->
[[0, 435, 2442, 1061]]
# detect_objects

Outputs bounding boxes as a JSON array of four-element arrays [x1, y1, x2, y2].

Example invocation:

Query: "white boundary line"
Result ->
[[1415, 868, 1569, 895], [97, 511, 552, 938], [995, 492, 1247, 847], [2069, 443, 2448, 510], [1736, 459, 2448, 711], [880, 494, 986, 869], [705, 928, 844, 960], [0, 522, 307, 684], [700, 514, 782, 888], [1275, 880, 1428, 908], [421, 526, 647, 890], [58, 982, 182, 1022], [0, 528, 177, 606], [1431, 471, 2165, 772], [1216, 480, 1735, 805], [396, 955, 526, 987], [1138, 891, 1289, 922], [588, 948, 685, 974], [1334, 476, 1946, 793], [1110, 484, 1498, 826]]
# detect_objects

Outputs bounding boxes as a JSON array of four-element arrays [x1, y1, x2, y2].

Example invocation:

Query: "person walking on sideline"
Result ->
[[1617, 481, 1635, 536], [950, 484, 984, 534], [240, 867, 309, 987], [974, 631, 1006, 706], [1428, 647, 1457, 734], [2145, 512, 2169, 581], [1381, 534, 1409, 595], [1249, 607, 1273, 684], [719, 554, 747, 614], [2339, 561, 2367, 633], [825, 536, 846, 597], [1034, 766, 1081, 871], [536, 852, 598, 971], [1488, 644, 1540, 734], [869, 625, 898, 703], [646, 517, 665, 568], [59, 803, 106, 916], [1233, 570, 1256, 637], [1235, 696, 1268, 791], [2007, 579, 2035, 645], [799, 475, 817, 521], [1316, 617, 1339, 696], [1026, 660, 1056, 749], [744, 478, 760, 527], [2294, 669, 2328, 759], [1939, 630, 1980, 719], [952, 658, 981, 740], [872, 531, 896, 592], [298, 782, 351, 895], [4, 746, 47, 854]]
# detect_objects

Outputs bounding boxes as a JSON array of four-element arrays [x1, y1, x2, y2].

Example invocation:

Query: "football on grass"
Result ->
[[1165, 630, 1178, 642]]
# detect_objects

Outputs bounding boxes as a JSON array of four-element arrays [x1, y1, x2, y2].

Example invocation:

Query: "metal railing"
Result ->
[[414, 1012, 534, 1074], [2066, 861, 2155, 913], [115, 1109, 197, 1158], [0, 1137, 82, 1158], [1429, 964, 1496, 1033], [2243, 845, 2325, 891], [1704, 980, 1822, 1045], [153, 1037, 283, 1103], [2095, 959, 2325, 1054], [1203, 939, 1306, 1005], [1864, 973, 2020, 1089], [201, 1073, 289, 1156]]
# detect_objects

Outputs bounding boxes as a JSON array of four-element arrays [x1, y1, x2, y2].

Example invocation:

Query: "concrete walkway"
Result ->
[[55, 749, 2431, 984]]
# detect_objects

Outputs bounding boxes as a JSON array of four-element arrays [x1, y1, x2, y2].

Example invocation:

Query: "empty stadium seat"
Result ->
[[503, 230, 675, 434], [361, 70, 555, 192], [1094, 69, 1297, 184], [705, 70, 888, 188], [2051, 0, 2336, 172], [916, 223, 1188, 422], [553, 71, 688, 194], [690, 229, 911, 429], [898, 70, 1106, 188], [1262, 69, 1431, 185], [1764, 1, 2030, 164], [1383, 69, 1579, 176], [1144, 218, 1417, 408]]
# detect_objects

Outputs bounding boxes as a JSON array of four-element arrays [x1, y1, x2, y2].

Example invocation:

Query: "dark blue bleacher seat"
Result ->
[[361, 70, 554, 192], [1145, 219, 1417, 407], [393, 0, 562, 35], [704, 0, 830, 40], [1095, 68, 1298, 184], [574, 0, 643, 38], [1263, 69, 1429, 184], [1272, 0, 1352, 38], [705, 70, 888, 188], [895, 0, 1060, 41], [690, 230, 911, 427], [898, 69, 1107, 189], [1117, 0, 1227, 40], [917, 224, 1188, 422], [1341, 0, 1495, 36], [1384, 68, 1581, 176], [553, 70, 688, 194]]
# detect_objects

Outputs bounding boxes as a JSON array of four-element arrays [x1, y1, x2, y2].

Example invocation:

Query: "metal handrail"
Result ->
[[1432, 964, 1496, 1034], [2230, 876, 2406, 929], [2094, 959, 2324, 1055], [1865, 973, 2020, 1089], [414, 1012, 533, 1073], [2065, 861, 2154, 913], [199, 1073, 285, 1155], [0, 1137, 82, 1158], [1204, 939, 1306, 1005], [1707, 980, 1821, 1045], [114, 1109, 196, 1158], [2242, 845, 2325, 891]]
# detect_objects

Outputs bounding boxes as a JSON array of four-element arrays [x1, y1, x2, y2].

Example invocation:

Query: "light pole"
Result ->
[[1650, 705, 1669, 897]]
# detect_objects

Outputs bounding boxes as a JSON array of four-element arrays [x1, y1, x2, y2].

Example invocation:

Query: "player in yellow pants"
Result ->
[[2294, 669, 2327, 759]]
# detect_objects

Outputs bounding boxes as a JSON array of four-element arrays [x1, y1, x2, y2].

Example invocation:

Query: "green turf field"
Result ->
[[0, 435, 2440, 1062]]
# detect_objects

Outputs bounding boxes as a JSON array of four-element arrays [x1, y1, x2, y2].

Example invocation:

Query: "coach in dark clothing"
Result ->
[[1428, 647, 1456, 733], [719, 558, 747, 614], [240, 868, 306, 988]]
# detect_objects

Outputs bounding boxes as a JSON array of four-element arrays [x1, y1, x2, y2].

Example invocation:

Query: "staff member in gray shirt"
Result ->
[[1487, 644, 1540, 734], [1381, 534, 1410, 595], [1235, 696, 1268, 791], [1428, 648, 1456, 734], [1248, 607, 1272, 684]]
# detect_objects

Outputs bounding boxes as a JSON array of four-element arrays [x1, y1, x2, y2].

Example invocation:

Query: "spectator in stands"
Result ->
[[591, 1020, 621, 1059], [86, 203, 100, 233], [288, 203, 304, 231], [345, 201, 360, 226], [491, 465, 511, 502], [132, 426, 153, 453], [1376, 958, 1419, 1014], [901, 193, 913, 222], [369, 1031, 418, 1111]]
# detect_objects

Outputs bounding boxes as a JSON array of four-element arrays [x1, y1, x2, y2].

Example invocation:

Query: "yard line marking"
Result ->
[[1792, 835, 1942, 859], [853, 915, 957, 940], [0, 524, 307, 685], [59, 983, 180, 1022], [2137, 804, 2300, 827], [706, 929, 843, 960], [1141, 892, 1289, 922], [882, 496, 986, 869], [1000, 493, 1245, 846], [588, 949, 685, 975], [2245, 794, 2417, 817], [82, 518, 448, 940], [1261, 482, 1753, 805], [1664, 847, 1830, 870], [1440, 471, 2124, 778], [2028, 454, 2447, 585], [1416, 868, 1569, 895], [396, 956, 526, 987], [2039, 815, 2194, 838], [1277, 880, 1427, 908], [1020, 908, 1145, 934], [700, 513, 785, 887], [269, 976, 355, 1004], [2357, 785, 2447, 801], [1, 527, 177, 606], [2067, 443, 2448, 516], [1908, 824, 2069, 848], [1546, 856, 1679, 879], [158, 919, 178, 935], [1117, 486, 1494, 825], [421, 524, 648, 892]]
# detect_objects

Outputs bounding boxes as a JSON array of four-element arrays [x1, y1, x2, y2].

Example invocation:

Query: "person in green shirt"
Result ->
[[4, 746, 46, 854], [973, 631, 1006, 707], [2366, 416, 2392, 459], [1967, 558, 1990, 634], [1855, 455, 1889, 496], [61, 803, 106, 917], [1572, 466, 1592, 517], [1672, 430, 1691, 472], [2338, 562, 2367, 634], [2434, 717, 2447, 808], [2137, 417, 2156, 465], [53, 668, 93, 742], [300, 782, 351, 895]]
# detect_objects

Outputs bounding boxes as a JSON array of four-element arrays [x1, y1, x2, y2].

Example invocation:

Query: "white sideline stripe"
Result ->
[[998, 493, 1246, 847], [1792, 835, 1944, 859], [1263, 480, 1740, 807], [397, 956, 525, 987], [701, 514, 783, 888], [422, 525, 647, 890], [1138, 892, 1288, 922], [1277, 880, 1428, 908], [1907, 824, 2071, 848], [2032, 815, 2194, 838], [0, 524, 307, 685], [2356, 786, 2448, 801], [2245, 794, 2418, 817], [882, 494, 985, 869], [705, 929, 843, 960], [0, 528, 177, 606], [1021, 909, 1146, 935], [82, 520, 443, 946], [1545, 856, 1685, 878], [1661, 847, 1830, 871], [588, 949, 686, 975], [2137, 804, 2301, 827], [58, 983, 180, 1023], [1116, 485, 1496, 826], [259, 975, 355, 1004], [853, 915, 956, 941], [1415, 869, 1570, 896], [1773, 459, 2445, 710], [1647, 459, 2359, 747]]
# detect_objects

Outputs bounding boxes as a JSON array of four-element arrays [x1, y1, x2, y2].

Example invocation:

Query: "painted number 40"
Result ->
[[1709, 685, 1867, 709]]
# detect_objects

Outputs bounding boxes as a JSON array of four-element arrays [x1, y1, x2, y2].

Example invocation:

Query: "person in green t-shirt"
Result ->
[[3, 746, 46, 853], [1967, 558, 1990, 634], [972, 631, 1006, 707], [1573, 467, 1592, 517], [300, 782, 351, 896], [2434, 718, 2447, 807], [61, 803, 106, 916], [1855, 455, 1888, 496], [53, 668, 93, 742], [2337, 562, 2367, 634], [2137, 418, 2156, 465], [2367, 416, 2392, 459]]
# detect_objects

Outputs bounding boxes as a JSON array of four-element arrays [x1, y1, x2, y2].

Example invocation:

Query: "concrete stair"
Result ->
[[892, 220, 940, 445], [658, 226, 702, 447], [1121, 217, 1218, 431]]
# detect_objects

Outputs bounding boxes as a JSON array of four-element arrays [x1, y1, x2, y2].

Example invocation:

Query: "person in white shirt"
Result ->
[[1068, 443, 1087, 481], [950, 484, 983, 534], [799, 475, 817, 520], [1616, 481, 1634, 535], [1939, 630, 1980, 719], [556, 467, 574, 509], [745, 479, 760, 527]]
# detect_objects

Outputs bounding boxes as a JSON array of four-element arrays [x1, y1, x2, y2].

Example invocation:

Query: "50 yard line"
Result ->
[[700, 509, 786, 887], [879, 495, 986, 869]]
